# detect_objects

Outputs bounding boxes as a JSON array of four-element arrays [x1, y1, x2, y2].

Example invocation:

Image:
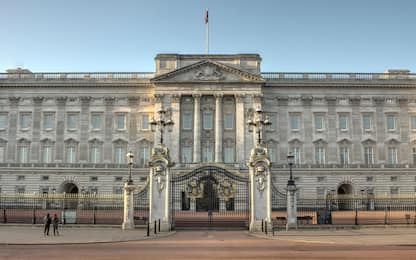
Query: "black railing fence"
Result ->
[[0, 191, 149, 225]]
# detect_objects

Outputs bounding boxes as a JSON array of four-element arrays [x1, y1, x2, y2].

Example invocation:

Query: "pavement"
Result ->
[[2, 224, 416, 246], [0, 224, 172, 245]]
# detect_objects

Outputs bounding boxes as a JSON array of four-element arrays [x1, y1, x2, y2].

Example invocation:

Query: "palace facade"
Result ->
[[0, 53, 415, 198]]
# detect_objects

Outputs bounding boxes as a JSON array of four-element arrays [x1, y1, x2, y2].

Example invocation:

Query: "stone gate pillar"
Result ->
[[122, 182, 136, 230], [247, 145, 272, 232], [149, 145, 174, 232]]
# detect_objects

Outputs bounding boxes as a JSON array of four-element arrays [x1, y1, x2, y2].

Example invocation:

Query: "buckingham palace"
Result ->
[[1, 53, 416, 200]]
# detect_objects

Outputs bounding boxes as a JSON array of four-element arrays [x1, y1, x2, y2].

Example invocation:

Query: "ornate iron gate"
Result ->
[[171, 166, 250, 229], [133, 183, 149, 225]]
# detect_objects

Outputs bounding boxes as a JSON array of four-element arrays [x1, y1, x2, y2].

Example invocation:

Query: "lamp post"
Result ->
[[126, 151, 134, 184], [150, 109, 174, 146], [247, 108, 271, 145], [287, 152, 295, 186]]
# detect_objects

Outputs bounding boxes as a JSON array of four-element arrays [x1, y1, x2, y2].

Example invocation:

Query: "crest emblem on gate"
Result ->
[[185, 177, 204, 199], [217, 179, 236, 201]]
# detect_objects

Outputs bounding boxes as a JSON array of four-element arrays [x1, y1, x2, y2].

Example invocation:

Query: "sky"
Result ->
[[1, 0, 415, 73]]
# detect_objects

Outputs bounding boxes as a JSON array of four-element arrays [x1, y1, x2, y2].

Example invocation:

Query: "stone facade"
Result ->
[[0, 54, 416, 198]]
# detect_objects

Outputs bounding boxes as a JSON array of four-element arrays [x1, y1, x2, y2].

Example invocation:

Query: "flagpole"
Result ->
[[205, 9, 209, 54]]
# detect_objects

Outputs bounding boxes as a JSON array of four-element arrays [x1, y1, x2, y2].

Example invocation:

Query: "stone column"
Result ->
[[79, 97, 91, 162], [128, 97, 139, 154], [277, 96, 289, 162], [31, 97, 43, 162], [398, 97, 410, 164], [122, 182, 136, 230], [286, 183, 297, 230], [103, 97, 115, 163], [374, 97, 385, 163], [149, 145, 174, 232], [248, 145, 271, 232], [235, 94, 246, 163], [301, 96, 313, 164], [325, 97, 337, 164], [7, 97, 20, 162], [55, 97, 67, 162], [215, 94, 223, 163], [350, 97, 362, 163], [170, 95, 181, 163], [193, 94, 201, 163]]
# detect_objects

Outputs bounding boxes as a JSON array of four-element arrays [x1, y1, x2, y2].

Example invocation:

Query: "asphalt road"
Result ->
[[1, 231, 416, 260]]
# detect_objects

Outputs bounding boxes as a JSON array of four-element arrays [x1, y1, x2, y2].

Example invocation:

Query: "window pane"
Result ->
[[43, 114, 54, 129], [0, 146, 4, 162], [115, 147, 125, 163], [140, 146, 149, 166], [290, 114, 299, 130], [91, 114, 101, 130], [315, 147, 325, 164], [142, 115, 149, 130], [67, 114, 77, 129], [42, 146, 52, 163], [224, 113, 234, 130], [0, 114, 7, 128], [363, 115, 372, 130], [182, 147, 192, 163], [268, 147, 276, 163], [202, 145, 213, 162], [182, 113, 192, 130], [388, 147, 397, 164], [20, 114, 31, 129], [116, 114, 125, 130], [66, 146, 75, 163], [387, 115, 395, 130], [364, 146, 374, 164], [203, 111, 213, 130], [340, 147, 349, 164], [90, 146, 100, 163], [19, 146, 29, 163], [315, 115, 324, 130], [224, 147, 234, 163], [411, 116, 416, 130], [292, 147, 301, 164], [339, 115, 348, 130]]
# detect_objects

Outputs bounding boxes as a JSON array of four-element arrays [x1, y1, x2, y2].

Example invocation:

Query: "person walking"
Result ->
[[43, 213, 52, 236], [52, 214, 60, 236]]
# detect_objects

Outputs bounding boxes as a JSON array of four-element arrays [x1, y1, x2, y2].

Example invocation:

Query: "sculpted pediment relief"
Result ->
[[151, 60, 264, 83]]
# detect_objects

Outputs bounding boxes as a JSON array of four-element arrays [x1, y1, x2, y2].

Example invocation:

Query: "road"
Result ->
[[1, 230, 416, 259]]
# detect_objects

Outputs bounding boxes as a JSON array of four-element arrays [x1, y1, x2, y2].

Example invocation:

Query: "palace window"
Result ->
[[364, 146, 374, 165], [181, 139, 193, 163], [362, 114, 373, 131], [138, 140, 151, 167], [67, 113, 78, 130], [182, 112, 192, 130], [203, 111, 213, 130], [289, 113, 301, 131], [292, 146, 301, 165], [0, 113, 8, 129], [202, 142, 214, 162], [115, 113, 126, 130], [0, 146, 4, 163], [266, 140, 278, 163], [91, 113, 102, 130], [114, 141, 127, 164], [387, 147, 398, 164], [65, 145, 76, 163], [41, 140, 54, 163], [315, 146, 325, 165], [141, 114, 150, 130], [224, 113, 234, 130], [338, 114, 349, 131], [386, 114, 396, 131], [314, 114, 325, 131], [20, 113, 31, 129], [43, 113, 55, 130], [223, 139, 235, 163], [89, 140, 102, 163], [17, 140, 30, 163]]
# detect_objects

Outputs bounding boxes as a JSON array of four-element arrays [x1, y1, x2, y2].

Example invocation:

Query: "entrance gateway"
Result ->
[[171, 166, 250, 229]]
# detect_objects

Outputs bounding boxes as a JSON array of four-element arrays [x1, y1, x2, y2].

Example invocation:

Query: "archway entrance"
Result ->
[[171, 166, 249, 229], [337, 183, 354, 210], [62, 182, 79, 209]]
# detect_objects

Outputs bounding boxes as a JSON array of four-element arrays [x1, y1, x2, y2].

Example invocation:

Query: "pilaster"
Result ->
[[398, 97, 410, 164], [374, 97, 385, 162], [170, 94, 181, 163], [55, 97, 67, 162], [235, 94, 246, 163], [103, 97, 115, 163], [214, 94, 223, 163], [301, 96, 313, 164], [277, 96, 289, 163], [193, 94, 201, 163], [350, 97, 362, 163], [325, 96, 337, 164], [7, 97, 20, 162], [79, 96, 91, 162]]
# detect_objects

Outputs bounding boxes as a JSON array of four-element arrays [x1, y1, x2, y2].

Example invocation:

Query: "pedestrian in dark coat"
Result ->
[[43, 213, 52, 236], [52, 214, 59, 236]]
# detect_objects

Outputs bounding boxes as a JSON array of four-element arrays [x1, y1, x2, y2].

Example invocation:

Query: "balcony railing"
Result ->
[[0, 72, 155, 81], [261, 72, 416, 81]]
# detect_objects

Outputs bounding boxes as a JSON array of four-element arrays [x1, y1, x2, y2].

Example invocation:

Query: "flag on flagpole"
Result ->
[[205, 9, 209, 24]]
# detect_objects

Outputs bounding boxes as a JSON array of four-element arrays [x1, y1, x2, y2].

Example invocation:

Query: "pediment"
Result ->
[[151, 60, 264, 83]]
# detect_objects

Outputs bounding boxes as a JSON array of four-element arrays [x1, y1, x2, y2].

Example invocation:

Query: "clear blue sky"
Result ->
[[1, 0, 415, 73]]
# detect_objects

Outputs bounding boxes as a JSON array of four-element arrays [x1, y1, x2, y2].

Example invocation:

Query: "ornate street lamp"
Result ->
[[126, 151, 134, 184], [150, 109, 174, 145], [287, 152, 295, 186], [247, 108, 271, 145]]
